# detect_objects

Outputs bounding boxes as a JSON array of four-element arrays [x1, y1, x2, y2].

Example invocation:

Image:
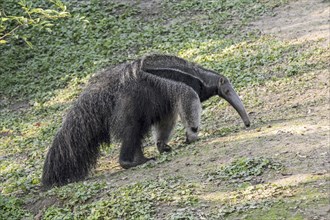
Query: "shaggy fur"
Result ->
[[143, 67, 218, 101], [42, 59, 201, 188]]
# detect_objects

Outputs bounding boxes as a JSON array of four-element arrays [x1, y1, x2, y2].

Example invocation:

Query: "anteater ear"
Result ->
[[219, 77, 225, 85]]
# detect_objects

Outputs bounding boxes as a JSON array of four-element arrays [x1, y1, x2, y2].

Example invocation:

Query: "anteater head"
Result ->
[[217, 77, 250, 128]]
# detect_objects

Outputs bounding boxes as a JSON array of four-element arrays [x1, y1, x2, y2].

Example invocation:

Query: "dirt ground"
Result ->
[[251, 0, 330, 46]]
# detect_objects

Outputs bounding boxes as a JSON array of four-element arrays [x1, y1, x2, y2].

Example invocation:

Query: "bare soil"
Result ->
[[251, 0, 330, 46]]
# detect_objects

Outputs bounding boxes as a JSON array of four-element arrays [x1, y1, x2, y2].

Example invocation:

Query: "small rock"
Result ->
[[296, 153, 307, 158], [313, 170, 327, 175], [209, 157, 217, 162]]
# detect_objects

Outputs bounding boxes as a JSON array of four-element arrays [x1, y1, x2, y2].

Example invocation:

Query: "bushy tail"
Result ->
[[42, 93, 111, 189]]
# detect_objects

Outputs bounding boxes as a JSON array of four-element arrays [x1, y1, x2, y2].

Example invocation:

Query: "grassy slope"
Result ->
[[0, 0, 329, 219]]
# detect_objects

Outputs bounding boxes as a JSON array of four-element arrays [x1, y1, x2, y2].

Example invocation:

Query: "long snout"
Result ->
[[222, 91, 250, 127]]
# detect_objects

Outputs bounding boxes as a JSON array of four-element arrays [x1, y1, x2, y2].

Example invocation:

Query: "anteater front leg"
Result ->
[[179, 88, 201, 144], [152, 113, 178, 153]]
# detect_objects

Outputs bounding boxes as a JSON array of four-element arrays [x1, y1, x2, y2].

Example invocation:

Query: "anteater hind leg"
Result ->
[[119, 124, 153, 169], [152, 113, 178, 153], [119, 139, 152, 169]]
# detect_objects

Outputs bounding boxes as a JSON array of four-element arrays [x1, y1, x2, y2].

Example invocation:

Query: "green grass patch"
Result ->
[[206, 157, 282, 182], [47, 181, 106, 206], [42, 177, 197, 219], [224, 180, 330, 220], [0, 194, 33, 219]]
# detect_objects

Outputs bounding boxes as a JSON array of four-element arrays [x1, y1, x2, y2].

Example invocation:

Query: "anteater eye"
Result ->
[[220, 77, 225, 85]]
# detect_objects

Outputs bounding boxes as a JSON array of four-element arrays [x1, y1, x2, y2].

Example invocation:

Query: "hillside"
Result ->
[[1, 0, 329, 219]]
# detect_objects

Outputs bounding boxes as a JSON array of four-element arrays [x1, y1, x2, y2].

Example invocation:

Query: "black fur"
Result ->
[[144, 68, 218, 101], [191, 127, 198, 133], [141, 54, 221, 87]]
